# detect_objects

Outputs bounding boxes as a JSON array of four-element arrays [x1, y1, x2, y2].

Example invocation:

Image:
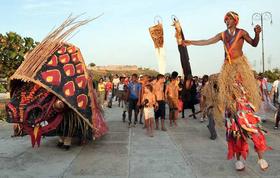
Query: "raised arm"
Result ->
[[183, 33, 222, 46], [243, 25, 261, 47]]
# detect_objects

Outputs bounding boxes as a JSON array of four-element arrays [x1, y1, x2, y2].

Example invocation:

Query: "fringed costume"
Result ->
[[215, 12, 271, 165]]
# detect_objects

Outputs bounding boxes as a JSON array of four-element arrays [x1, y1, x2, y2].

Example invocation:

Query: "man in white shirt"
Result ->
[[112, 74, 120, 101], [272, 77, 280, 106], [270, 76, 280, 129]]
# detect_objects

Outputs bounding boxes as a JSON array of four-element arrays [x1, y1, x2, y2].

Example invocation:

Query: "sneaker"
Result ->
[[204, 116, 208, 121], [235, 161, 245, 171], [56, 142, 63, 148], [161, 127, 167, 131], [210, 136, 217, 140], [274, 126, 278, 130], [133, 122, 137, 127], [122, 112, 126, 122], [200, 117, 204, 123], [63, 145, 71, 151], [128, 122, 132, 128], [258, 159, 269, 171]]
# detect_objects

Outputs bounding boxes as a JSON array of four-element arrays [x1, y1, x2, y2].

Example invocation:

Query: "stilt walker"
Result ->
[[182, 11, 271, 171], [172, 16, 197, 119]]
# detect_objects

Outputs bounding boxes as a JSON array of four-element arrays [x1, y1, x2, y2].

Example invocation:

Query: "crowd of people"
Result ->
[[91, 11, 280, 171], [94, 72, 280, 139], [94, 72, 214, 138]]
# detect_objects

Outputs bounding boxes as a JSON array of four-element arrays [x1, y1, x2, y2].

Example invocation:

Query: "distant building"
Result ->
[[88, 65, 138, 71]]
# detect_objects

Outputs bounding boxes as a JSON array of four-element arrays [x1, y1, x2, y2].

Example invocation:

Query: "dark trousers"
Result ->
[[275, 104, 280, 127], [128, 98, 139, 124], [207, 112, 217, 139], [182, 105, 195, 118], [178, 44, 192, 76]]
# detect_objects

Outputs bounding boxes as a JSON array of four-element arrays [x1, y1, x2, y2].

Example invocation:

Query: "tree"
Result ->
[[259, 68, 280, 82], [89, 62, 96, 67], [0, 32, 37, 78]]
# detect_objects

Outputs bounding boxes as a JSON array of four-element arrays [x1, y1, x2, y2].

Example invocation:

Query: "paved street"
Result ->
[[1, 102, 280, 178]]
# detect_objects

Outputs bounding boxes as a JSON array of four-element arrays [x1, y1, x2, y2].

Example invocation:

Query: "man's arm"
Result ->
[[165, 85, 169, 100], [243, 25, 261, 47], [126, 84, 130, 101], [137, 84, 142, 105], [183, 33, 222, 46]]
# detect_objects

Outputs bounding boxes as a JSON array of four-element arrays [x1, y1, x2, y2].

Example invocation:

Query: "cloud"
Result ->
[[22, 0, 73, 11], [21, 0, 74, 16]]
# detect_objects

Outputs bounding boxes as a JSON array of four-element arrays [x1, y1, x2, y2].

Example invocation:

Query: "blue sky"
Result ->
[[0, 0, 279, 76]]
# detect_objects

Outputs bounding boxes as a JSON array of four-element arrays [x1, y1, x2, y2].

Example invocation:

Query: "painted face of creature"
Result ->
[[6, 81, 65, 146]]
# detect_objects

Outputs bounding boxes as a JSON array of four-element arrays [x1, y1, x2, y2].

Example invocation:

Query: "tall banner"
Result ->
[[149, 17, 166, 74]]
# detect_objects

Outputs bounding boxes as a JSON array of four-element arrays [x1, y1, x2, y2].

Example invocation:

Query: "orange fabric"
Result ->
[[221, 30, 242, 64], [224, 11, 239, 25]]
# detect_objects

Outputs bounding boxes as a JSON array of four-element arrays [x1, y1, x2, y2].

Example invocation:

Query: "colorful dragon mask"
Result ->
[[6, 16, 108, 147]]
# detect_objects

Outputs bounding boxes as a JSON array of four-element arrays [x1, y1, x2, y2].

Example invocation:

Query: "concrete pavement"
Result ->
[[1, 102, 280, 178]]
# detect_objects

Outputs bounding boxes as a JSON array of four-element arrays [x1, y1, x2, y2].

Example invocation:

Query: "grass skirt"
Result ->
[[216, 55, 262, 124]]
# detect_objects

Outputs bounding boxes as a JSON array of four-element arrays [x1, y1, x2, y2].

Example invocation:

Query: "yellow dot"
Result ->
[[78, 101, 84, 108], [46, 76, 53, 82], [65, 89, 70, 96]]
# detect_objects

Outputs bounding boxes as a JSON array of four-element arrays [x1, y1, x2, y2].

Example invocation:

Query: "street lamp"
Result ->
[[251, 12, 272, 73]]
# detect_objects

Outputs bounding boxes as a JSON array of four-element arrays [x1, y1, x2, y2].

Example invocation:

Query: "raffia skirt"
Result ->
[[215, 55, 262, 123]]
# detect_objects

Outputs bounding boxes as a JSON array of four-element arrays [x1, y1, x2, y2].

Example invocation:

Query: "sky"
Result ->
[[0, 0, 279, 76]]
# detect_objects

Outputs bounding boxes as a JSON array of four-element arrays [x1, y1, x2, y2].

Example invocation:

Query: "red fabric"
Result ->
[[224, 11, 239, 25], [227, 138, 249, 160], [226, 95, 271, 159], [178, 99, 183, 112], [105, 82, 113, 91], [251, 133, 272, 152]]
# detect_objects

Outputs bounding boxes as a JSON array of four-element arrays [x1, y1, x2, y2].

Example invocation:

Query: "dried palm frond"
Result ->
[[10, 14, 102, 80]]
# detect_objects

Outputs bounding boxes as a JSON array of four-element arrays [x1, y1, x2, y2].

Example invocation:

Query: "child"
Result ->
[[142, 84, 157, 137], [165, 74, 179, 127]]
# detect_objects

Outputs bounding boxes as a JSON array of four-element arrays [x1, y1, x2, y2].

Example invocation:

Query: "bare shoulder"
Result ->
[[215, 32, 223, 40], [218, 32, 223, 37], [240, 29, 249, 36]]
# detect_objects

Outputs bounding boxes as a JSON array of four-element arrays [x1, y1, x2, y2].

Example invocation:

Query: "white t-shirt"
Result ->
[[113, 78, 120, 89], [272, 80, 279, 93], [272, 80, 280, 103], [118, 83, 125, 91]]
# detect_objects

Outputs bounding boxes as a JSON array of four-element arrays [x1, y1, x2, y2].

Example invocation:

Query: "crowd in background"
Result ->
[[94, 72, 280, 137]]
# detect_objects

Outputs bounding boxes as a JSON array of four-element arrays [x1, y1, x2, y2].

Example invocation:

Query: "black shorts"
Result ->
[[155, 100, 166, 119], [128, 98, 139, 111]]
